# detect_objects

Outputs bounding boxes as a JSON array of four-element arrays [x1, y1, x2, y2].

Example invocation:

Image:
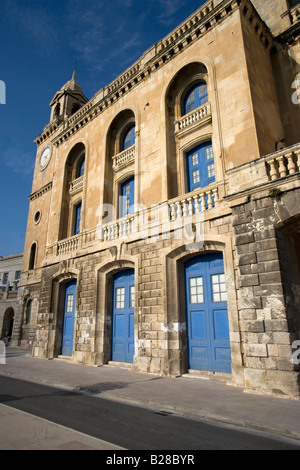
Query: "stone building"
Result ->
[[0, 253, 23, 345], [19, 0, 300, 398]]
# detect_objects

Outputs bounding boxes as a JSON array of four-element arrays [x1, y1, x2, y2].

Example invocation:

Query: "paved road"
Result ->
[[1, 375, 300, 450]]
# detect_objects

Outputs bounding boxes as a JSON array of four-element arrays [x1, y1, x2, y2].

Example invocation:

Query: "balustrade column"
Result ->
[[286, 152, 296, 175], [207, 191, 213, 210], [277, 156, 287, 178], [295, 150, 300, 172], [268, 159, 278, 181]]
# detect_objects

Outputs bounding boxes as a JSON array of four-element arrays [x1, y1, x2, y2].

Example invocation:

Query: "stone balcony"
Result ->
[[227, 143, 300, 196], [69, 175, 84, 195], [44, 142, 300, 260], [174, 102, 212, 135], [266, 146, 300, 181], [112, 145, 135, 171], [0, 290, 18, 301], [290, 4, 300, 24], [45, 182, 222, 258]]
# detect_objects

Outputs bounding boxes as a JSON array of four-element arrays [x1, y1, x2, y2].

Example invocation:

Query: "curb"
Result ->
[[1, 368, 300, 443]]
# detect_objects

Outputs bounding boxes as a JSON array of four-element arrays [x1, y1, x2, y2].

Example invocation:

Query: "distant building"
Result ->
[[20, 0, 300, 398], [0, 253, 23, 345]]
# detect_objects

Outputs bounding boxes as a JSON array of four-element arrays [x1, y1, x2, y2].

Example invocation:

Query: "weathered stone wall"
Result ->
[[232, 186, 300, 397]]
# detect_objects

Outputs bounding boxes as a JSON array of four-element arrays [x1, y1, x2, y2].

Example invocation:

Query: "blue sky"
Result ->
[[0, 0, 206, 257]]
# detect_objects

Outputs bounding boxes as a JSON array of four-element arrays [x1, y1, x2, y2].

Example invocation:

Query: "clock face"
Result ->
[[39, 146, 52, 170]]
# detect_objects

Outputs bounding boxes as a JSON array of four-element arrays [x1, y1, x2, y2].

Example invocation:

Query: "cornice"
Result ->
[[29, 181, 53, 201], [276, 20, 300, 44], [34, 0, 273, 149]]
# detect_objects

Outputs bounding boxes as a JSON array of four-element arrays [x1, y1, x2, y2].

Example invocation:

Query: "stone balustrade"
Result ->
[[48, 141, 300, 259], [291, 5, 300, 24], [57, 233, 81, 255], [102, 216, 136, 241], [175, 102, 212, 133], [266, 146, 300, 181], [169, 185, 218, 221], [112, 145, 135, 171], [52, 184, 219, 257], [69, 175, 84, 194]]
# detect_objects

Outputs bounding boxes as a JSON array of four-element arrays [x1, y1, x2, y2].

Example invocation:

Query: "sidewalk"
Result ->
[[1, 348, 300, 442]]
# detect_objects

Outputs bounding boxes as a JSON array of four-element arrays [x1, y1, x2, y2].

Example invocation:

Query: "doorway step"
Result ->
[[106, 361, 134, 370]]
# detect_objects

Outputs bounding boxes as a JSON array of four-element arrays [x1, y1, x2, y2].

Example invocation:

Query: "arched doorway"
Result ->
[[184, 252, 231, 373], [2, 307, 14, 339], [111, 269, 135, 363], [61, 280, 77, 356]]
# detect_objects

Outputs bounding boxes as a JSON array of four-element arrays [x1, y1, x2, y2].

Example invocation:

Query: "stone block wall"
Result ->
[[232, 187, 300, 397]]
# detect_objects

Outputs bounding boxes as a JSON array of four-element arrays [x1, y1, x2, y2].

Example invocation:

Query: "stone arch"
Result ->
[[161, 57, 224, 200], [103, 109, 139, 213], [162, 238, 242, 379], [275, 214, 300, 346], [1, 307, 14, 338], [59, 141, 88, 240], [49, 266, 80, 359], [94, 254, 137, 365]]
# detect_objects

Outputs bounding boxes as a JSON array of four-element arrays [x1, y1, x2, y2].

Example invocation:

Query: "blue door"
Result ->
[[120, 177, 134, 218], [112, 270, 135, 363], [185, 253, 231, 373], [187, 142, 215, 192], [62, 280, 77, 356], [74, 202, 82, 235]]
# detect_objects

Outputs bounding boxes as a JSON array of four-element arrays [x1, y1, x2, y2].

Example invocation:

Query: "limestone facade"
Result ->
[[0, 253, 23, 344], [18, 0, 300, 398]]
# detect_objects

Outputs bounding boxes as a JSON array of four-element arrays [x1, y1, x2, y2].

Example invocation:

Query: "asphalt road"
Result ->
[[0, 375, 300, 451]]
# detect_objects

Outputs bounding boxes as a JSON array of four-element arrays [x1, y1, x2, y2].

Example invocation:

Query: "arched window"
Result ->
[[54, 103, 60, 117], [71, 103, 81, 115], [122, 125, 135, 151], [25, 300, 32, 325], [187, 141, 215, 192], [183, 81, 208, 115], [73, 201, 82, 235], [76, 155, 85, 178], [29, 243, 37, 270]]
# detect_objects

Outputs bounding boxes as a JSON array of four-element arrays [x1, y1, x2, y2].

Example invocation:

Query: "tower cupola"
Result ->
[[49, 71, 88, 123]]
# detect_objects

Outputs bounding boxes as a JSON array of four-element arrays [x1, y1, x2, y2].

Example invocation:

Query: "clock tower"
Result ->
[[49, 70, 88, 124]]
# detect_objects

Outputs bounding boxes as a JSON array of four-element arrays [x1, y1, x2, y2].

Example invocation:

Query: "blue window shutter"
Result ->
[[187, 142, 215, 192], [122, 125, 135, 150], [120, 177, 134, 217], [183, 81, 208, 115], [74, 202, 82, 234]]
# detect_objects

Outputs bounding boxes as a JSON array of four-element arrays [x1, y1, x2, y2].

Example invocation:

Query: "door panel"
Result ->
[[185, 253, 231, 373], [120, 177, 134, 218], [112, 269, 135, 363], [187, 142, 215, 192]]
